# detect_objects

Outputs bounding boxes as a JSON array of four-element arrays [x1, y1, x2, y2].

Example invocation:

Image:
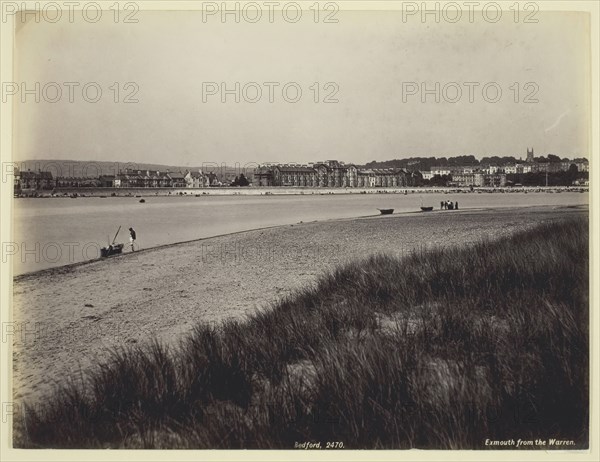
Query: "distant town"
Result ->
[[13, 149, 589, 195]]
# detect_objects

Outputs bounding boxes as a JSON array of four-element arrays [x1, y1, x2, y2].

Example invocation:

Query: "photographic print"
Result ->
[[0, 0, 596, 457]]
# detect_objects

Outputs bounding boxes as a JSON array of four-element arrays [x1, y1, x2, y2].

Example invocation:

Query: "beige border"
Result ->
[[0, 1, 597, 461]]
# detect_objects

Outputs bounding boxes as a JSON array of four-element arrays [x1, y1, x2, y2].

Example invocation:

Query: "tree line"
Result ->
[[364, 155, 587, 171]]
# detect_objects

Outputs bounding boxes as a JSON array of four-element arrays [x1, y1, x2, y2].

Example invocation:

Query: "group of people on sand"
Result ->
[[441, 200, 459, 210]]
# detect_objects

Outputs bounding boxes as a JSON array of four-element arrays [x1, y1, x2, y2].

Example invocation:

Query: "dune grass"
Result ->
[[15, 217, 589, 449]]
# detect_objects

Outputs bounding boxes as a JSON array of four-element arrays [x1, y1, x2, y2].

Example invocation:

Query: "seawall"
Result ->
[[16, 185, 589, 198]]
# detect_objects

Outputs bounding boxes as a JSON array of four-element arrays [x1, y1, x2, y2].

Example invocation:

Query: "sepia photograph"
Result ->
[[0, 0, 597, 459]]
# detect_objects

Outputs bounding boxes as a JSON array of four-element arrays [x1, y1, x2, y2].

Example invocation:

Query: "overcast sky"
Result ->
[[13, 8, 590, 166]]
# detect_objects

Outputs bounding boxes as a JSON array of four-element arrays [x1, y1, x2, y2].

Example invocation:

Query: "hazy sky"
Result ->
[[13, 8, 590, 166]]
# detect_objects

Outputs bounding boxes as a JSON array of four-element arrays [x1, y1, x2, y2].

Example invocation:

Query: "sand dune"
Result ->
[[12, 205, 586, 405]]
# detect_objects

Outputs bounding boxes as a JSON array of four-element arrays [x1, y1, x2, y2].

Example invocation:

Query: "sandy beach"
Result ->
[[12, 205, 587, 405]]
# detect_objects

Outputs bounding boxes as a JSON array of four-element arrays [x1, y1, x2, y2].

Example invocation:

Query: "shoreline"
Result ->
[[13, 204, 586, 280], [14, 185, 589, 198], [12, 205, 588, 405]]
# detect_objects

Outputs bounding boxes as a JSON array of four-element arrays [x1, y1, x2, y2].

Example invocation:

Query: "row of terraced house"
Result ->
[[98, 170, 204, 188], [14, 168, 220, 190], [254, 160, 421, 188]]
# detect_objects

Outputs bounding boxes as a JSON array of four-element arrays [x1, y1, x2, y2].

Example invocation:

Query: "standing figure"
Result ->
[[440, 201, 444, 210], [129, 227, 137, 252], [455, 201, 459, 210]]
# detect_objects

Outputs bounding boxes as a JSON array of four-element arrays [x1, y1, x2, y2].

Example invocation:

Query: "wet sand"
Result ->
[[12, 205, 587, 404]]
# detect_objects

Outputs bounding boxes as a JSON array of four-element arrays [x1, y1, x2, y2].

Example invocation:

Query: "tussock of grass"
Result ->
[[16, 218, 589, 448]]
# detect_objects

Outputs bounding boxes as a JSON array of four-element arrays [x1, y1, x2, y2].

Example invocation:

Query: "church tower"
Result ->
[[526, 148, 534, 163]]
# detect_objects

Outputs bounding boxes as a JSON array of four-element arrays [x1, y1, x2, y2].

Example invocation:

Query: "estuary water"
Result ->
[[12, 191, 588, 275]]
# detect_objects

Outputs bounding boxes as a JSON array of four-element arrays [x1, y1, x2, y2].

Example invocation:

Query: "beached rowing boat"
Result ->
[[100, 226, 125, 258], [100, 243, 124, 257]]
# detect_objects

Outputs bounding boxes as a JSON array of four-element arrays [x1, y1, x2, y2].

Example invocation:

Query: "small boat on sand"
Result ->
[[139, 198, 146, 203], [100, 243, 124, 257], [100, 226, 125, 258], [420, 206, 434, 212], [378, 208, 394, 215]]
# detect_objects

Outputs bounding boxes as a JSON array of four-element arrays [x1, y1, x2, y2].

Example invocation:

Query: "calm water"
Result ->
[[13, 191, 588, 275]]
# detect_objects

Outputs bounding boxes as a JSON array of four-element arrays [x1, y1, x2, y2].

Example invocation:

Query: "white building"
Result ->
[[451, 173, 484, 187], [185, 170, 210, 188], [482, 165, 501, 174], [517, 164, 533, 173], [431, 166, 452, 176]]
